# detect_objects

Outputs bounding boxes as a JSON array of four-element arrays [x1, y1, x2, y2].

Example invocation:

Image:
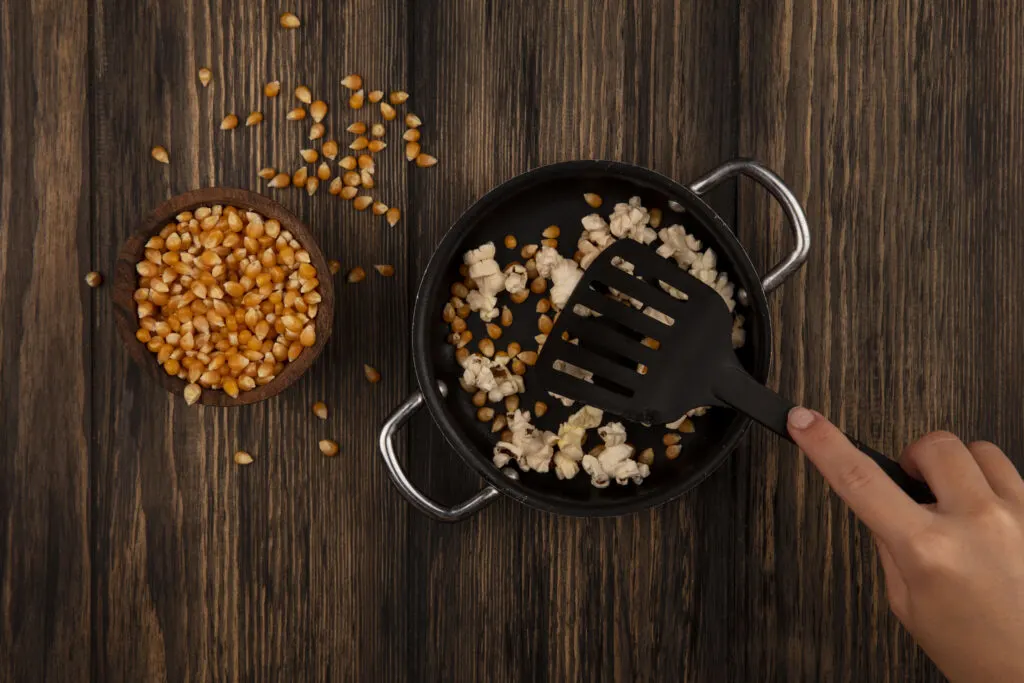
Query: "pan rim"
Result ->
[[411, 160, 773, 517]]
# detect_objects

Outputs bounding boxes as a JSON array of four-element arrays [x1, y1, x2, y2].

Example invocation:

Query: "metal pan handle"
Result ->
[[378, 383, 500, 522], [688, 158, 811, 294]]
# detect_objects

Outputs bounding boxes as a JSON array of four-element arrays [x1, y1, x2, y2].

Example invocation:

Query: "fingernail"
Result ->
[[788, 407, 816, 430]]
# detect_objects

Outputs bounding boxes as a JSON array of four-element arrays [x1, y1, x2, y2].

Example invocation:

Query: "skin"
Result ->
[[787, 407, 1024, 683]]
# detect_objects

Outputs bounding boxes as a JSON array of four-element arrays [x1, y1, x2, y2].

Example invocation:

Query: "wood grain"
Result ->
[[2, 0, 1023, 680], [87, 0, 409, 680], [0, 0, 92, 681], [736, 1, 1024, 680]]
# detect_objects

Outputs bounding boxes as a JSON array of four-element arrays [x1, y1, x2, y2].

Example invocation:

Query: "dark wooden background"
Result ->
[[2, 0, 1023, 681]]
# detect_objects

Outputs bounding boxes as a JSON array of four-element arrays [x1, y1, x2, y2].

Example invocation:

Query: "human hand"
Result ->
[[787, 407, 1024, 683]]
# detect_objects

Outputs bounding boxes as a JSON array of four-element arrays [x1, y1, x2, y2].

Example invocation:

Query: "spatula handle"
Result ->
[[715, 366, 936, 504]]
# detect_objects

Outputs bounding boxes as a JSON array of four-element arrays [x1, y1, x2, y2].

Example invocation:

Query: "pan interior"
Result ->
[[416, 161, 771, 515]]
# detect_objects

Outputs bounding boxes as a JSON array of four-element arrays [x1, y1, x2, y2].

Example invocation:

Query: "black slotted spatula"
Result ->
[[535, 239, 934, 504]]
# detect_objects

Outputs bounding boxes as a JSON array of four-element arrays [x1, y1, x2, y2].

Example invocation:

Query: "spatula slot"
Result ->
[[591, 266, 688, 323], [549, 353, 636, 398], [580, 284, 676, 337], [575, 328, 648, 368], [653, 279, 691, 303], [640, 306, 676, 327], [572, 303, 600, 318], [611, 256, 636, 274], [560, 315, 659, 367]]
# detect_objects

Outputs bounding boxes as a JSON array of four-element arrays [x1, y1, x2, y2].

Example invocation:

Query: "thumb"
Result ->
[[787, 407, 929, 541]]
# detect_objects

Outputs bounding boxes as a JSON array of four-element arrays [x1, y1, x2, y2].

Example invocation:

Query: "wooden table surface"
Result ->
[[3, 1, 1023, 681]]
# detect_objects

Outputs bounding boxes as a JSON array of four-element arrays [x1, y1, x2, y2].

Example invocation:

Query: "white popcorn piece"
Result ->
[[581, 454, 611, 488], [550, 392, 576, 408], [656, 226, 738, 312], [554, 452, 581, 480], [549, 259, 583, 310], [534, 245, 563, 279], [666, 406, 709, 431], [524, 440, 557, 472], [557, 421, 586, 451], [578, 213, 618, 268], [598, 444, 649, 485], [463, 242, 506, 321], [580, 212, 609, 235], [493, 410, 558, 473], [567, 405, 603, 429], [468, 256, 501, 280], [657, 225, 702, 266], [607, 197, 658, 244], [530, 246, 585, 310], [598, 422, 627, 446], [552, 404, 604, 470], [466, 290, 499, 321], [464, 242, 497, 266], [558, 443, 585, 462], [731, 314, 746, 348], [492, 441, 522, 468], [503, 263, 528, 295], [461, 354, 525, 402], [577, 240, 603, 269]]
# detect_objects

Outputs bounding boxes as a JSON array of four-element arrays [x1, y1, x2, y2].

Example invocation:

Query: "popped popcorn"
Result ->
[[597, 443, 649, 485], [492, 410, 558, 473], [460, 353, 525, 402], [607, 197, 658, 244], [466, 290, 499, 321], [529, 245, 585, 310], [597, 421, 627, 446], [464, 242, 506, 321], [534, 245, 564, 279], [657, 225, 737, 311], [562, 404, 603, 434], [553, 451, 581, 480], [731, 313, 746, 348], [503, 263, 529, 295], [581, 454, 611, 488], [460, 194, 748, 490], [577, 420, 652, 487], [578, 213, 617, 268], [549, 259, 583, 310]]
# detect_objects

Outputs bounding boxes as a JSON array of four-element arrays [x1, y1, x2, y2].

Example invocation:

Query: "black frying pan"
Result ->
[[378, 159, 811, 521]]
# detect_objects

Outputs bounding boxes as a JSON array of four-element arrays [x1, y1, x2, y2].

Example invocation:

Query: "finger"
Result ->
[[900, 431, 994, 510], [788, 407, 933, 541], [967, 441, 1024, 503], [875, 538, 909, 623]]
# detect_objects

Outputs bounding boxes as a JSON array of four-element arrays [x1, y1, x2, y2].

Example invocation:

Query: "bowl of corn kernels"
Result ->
[[112, 187, 334, 406]]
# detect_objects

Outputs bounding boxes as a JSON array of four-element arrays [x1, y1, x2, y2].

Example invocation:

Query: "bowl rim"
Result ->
[[111, 187, 335, 407]]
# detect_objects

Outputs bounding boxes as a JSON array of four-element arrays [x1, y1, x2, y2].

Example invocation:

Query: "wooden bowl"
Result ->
[[112, 187, 335, 407]]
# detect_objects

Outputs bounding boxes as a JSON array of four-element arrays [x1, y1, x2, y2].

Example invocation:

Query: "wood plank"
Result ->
[[404, 2, 740, 681], [738, 1, 1024, 680], [87, 0, 409, 679], [0, 0, 92, 681]]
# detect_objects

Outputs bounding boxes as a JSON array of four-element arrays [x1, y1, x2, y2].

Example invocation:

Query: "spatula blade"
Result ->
[[534, 240, 737, 424]]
